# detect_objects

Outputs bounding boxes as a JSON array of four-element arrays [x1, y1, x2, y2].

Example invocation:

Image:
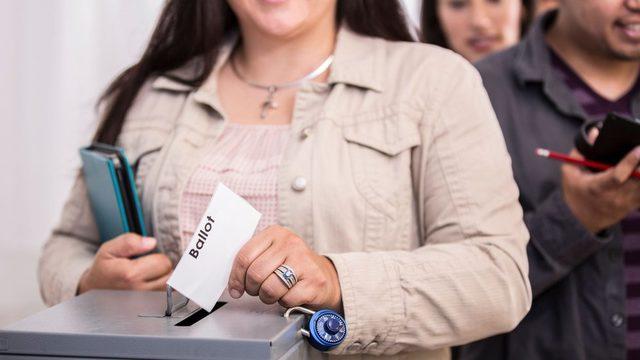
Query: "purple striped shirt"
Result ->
[[551, 49, 640, 357]]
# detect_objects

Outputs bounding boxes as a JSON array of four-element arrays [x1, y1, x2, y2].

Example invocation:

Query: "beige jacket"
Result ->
[[39, 27, 531, 359]]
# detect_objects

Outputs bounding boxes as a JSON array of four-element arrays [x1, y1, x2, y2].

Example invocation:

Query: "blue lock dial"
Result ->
[[308, 309, 347, 351], [284, 307, 348, 352]]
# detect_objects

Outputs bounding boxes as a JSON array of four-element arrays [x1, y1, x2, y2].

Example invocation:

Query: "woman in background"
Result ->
[[39, 0, 531, 358], [421, 0, 533, 62]]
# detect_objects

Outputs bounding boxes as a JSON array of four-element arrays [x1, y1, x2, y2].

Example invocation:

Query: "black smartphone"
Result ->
[[575, 113, 640, 165]]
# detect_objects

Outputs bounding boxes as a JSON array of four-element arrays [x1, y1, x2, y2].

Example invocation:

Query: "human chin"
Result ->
[[251, 8, 311, 37], [607, 24, 640, 60], [608, 42, 640, 61], [457, 47, 485, 63]]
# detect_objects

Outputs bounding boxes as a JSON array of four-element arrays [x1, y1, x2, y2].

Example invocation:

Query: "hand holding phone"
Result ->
[[575, 113, 640, 165], [77, 233, 171, 295]]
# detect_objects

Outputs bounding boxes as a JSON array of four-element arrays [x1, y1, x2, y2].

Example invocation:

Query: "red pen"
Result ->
[[535, 148, 640, 180]]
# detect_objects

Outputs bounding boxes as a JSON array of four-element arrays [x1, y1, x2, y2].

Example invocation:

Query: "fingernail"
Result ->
[[142, 237, 157, 248], [229, 288, 242, 299], [634, 147, 640, 159]]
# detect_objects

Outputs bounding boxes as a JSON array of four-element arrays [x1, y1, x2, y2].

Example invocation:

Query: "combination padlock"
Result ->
[[284, 306, 347, 352]]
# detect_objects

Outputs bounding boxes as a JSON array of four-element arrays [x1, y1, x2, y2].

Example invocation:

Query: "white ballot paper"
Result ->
[[167, 183, 261, 312]]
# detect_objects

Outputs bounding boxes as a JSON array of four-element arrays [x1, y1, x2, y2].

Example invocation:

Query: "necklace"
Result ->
[[230, 54, 334, 119]]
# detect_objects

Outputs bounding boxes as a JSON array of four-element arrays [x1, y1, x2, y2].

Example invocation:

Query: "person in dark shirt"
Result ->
[[455, 0, 640, 359]]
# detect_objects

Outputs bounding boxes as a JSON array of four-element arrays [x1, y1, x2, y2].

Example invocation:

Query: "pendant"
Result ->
[[260, 86, 279, 120]]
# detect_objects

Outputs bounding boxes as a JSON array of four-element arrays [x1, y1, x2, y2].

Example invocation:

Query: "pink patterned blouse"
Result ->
[[178, 123, 290, 248]]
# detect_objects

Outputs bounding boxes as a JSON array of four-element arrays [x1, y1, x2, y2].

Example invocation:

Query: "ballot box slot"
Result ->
[[174, 301, 227, 326]]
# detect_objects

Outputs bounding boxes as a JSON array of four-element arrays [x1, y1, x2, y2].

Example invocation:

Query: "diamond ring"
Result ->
[[274, 264, 297, 289]]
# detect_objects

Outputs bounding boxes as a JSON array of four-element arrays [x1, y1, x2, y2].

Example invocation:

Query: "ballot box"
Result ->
[[0, 290, 306, 359]]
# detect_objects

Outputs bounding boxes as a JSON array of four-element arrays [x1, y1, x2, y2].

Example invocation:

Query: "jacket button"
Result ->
[[300, 127, 312, 139], [608, 249, 621, 262], [611, 313, 624, 327], [364, 341, 378, 351], [291, 177, 307, 192], [346, 341, 362, 352]]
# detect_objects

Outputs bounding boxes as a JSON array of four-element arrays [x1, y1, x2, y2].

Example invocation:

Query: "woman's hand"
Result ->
[[77, 233, 173, 294], [227, 225, 343, 312]]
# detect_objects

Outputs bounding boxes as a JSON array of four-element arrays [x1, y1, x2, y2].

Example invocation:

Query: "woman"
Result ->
[[39, 0, 531, 358], [421, 0, 533, 62]]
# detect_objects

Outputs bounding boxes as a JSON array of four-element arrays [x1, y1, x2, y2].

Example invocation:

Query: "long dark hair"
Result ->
[[420, 0, 533, 49], [95, 0, 414, 144]]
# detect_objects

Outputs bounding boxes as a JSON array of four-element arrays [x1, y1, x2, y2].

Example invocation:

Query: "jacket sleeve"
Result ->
[[38, 172, 100, 306], [325, 56, 532, 355], [524, 189, 612, 296]]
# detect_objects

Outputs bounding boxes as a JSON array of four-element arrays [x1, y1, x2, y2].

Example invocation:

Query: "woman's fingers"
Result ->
[[228, 227, 277, 297], [130, 253, 173, 282], [139, 273, 171, 291], [244, 242, 287, 296], [257, 253, 307, 303], [258, 273, 289, 304], [278, 280, 316, 309], [227, 225, 341, 310], [101, 233, 158, 259]]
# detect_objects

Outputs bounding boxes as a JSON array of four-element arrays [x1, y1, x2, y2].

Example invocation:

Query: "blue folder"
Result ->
[[79, 143, 147, 242]]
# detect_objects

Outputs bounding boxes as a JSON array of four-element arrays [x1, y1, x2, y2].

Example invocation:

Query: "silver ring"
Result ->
[[274, 264, 297, 289]]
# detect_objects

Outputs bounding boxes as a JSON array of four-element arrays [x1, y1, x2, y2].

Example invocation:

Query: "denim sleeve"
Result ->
[[525, 189, 613, 296]]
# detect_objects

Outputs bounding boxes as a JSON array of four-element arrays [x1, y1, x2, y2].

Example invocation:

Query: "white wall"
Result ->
[[404, 0, 421, 29], [0, 0, 163, 326], [0, 0, 420, 327]]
